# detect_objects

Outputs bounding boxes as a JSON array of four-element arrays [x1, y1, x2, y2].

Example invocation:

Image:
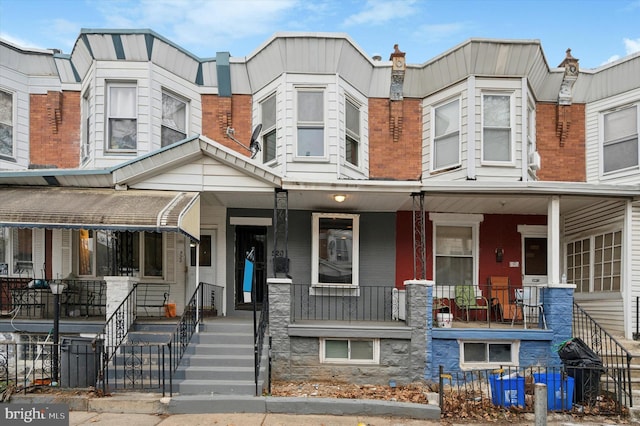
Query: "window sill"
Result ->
[[310, 284, 360, 297]]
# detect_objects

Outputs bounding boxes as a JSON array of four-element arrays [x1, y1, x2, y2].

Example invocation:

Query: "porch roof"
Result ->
[[0, 187, 201, 241]]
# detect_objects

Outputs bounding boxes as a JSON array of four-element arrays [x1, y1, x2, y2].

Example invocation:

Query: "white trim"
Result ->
[[319, 337, 380, 364], [294, 86, 328, 161], [430, 96, 462, 172], [230, 217, 272, 226], [459, 340, 520, 370], [467, 76, 476, 179], [311, 212, 359, 286], [480, 91, 516, 166]]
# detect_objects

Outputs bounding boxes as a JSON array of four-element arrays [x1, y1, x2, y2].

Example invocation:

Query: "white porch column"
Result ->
[[547, 196, 562, 286]]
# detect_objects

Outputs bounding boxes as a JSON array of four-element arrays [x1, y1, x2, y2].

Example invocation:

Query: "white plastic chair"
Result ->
[[511, 287, 546, 329]]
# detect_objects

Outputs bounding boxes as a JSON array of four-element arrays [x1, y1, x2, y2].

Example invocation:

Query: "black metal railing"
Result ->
[[634, 296, 639, 341], [254, 283, 268, 396], [95, 284, 138, 395], [291, 284, 398, 322], [439, 364, 629, 416], [572, 301, 633, 408]]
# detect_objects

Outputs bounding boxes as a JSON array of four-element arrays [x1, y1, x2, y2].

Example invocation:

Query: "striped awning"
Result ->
[[0, 187, 200, 241]]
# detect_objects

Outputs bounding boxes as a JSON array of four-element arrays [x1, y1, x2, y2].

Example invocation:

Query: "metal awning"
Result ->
[[0, 187, 201, 241]]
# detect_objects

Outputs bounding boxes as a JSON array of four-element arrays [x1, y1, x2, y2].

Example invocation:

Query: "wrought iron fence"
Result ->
[[255, 282, 268, 396], [291, 283, 398, 322], [572, 301, 633, 407], [439, 364, 629, 416]]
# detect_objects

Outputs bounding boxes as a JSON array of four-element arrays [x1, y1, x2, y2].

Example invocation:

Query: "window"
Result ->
[[78, 230, 163, 278], [567, 230, 622, 293], [435, 225, 473, 285], [0, 227, 32, 276], [345, 98, 360, 167], [320, 338, 379, 364], [82, 90, 91, 161], [312, 213, 359, 286], [161, 91, 187, 147], [482, 93, 512, 162], [261, 93, 277, 163], [527, 102, 539, 172], [107, 83, 137, 152], [602, 105, 639, 174], [0, 89, 14, 158], [461, 341, 518, 368], [297, 89, 324, 157], [432, 98, 460, 170]]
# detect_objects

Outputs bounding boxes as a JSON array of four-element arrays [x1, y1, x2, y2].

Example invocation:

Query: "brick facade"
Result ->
[[369, 98, 422, 180], [29, 91, 80, 168], [535, 102, 586, 182], [201, 94, 253, 157]]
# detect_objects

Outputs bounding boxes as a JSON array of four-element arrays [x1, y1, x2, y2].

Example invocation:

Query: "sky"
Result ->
[[1, 0, 639, 70]]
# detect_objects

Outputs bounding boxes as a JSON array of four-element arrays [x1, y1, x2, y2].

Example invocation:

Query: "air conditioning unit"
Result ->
[[528, 151, 541, 170]]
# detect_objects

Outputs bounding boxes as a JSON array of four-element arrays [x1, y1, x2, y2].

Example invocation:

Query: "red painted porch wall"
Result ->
[[478, 214, 546, 292], [395, 212, 546, 290]]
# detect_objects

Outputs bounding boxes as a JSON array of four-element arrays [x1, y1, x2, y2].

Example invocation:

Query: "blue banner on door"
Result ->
[[243, 258, 254, 302]]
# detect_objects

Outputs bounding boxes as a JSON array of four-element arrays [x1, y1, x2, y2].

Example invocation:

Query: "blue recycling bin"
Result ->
[[533, 372, 574, 411], [490, 374, 525, 408]]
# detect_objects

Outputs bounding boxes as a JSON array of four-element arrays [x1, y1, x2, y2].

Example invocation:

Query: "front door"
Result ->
[[187, 230, 216, 299], [522, 236, 548, 286], [234, 226, 266, 310]]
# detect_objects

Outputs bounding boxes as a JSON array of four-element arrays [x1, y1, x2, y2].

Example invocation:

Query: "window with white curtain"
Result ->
[[261, 93, 277, 163], [482, 93, 513, 162], [602, 105, 639, 174], [161, 91, 187, 147], [296, 89, 324, 157], [0, 227, 32, 276], [433, 98, 460, 170], [345, 97, 360, 167], [0, 89, 14, 158], [107, 83, 137, 152]]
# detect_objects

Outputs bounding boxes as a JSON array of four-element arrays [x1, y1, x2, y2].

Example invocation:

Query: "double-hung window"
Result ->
[[261, 93, 277, 163], [432, 98, 460, 170], [107, 83, 137, 152], [0, 89, 14, 158], [460, 341, 519, 368], [431, 213, 482, 287], [296, 89, 324, 158], [0, 227, 33, 276], [81, 90, 91, 161], [161, 91, 187, 147], [345, 97, 360, 167], [312, 213, 359, 286], [602, 105, 639, 174], [482, 93, 513, 163]]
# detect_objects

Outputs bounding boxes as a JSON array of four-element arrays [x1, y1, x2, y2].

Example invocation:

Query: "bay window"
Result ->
[[482, 93, 513, 163], [345, 97, 360, 167], [161, 91, 187, 147], [602, 105, 639, 174], [261, 93, 277, 163], [296, 89, 325, 158], [107, 83, 137, 152], [433, 98, 460, 170], [0, 89, 14, 158]]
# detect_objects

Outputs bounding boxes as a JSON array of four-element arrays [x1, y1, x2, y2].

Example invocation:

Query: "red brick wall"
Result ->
[[535, 102, 586, 182], [29, 91, 80, 168], [201, 94, 253, 156], [369, 98, 422, 180]]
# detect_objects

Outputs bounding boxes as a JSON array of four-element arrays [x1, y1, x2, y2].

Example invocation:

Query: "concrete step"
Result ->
[[183, 343, 253, 356], [176, 379, 260, 395], [179, 353, 254, 368], [174, 365, 254, 381], [192, 331, 253, 345]]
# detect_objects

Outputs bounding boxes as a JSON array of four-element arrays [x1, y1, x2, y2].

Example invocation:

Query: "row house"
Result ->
[[0, 30, 639, 391]]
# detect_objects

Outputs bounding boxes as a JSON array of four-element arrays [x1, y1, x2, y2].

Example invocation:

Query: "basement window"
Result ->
[[320, 338, 379, 364], [460, 340, 519, 369]]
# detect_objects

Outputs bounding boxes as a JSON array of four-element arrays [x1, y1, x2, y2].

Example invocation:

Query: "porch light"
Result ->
[[333, 194, 346, 203]]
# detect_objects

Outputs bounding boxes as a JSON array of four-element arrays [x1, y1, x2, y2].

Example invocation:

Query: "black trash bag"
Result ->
[[558, 337, 604, 404], [558, 337, 602, 367]]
